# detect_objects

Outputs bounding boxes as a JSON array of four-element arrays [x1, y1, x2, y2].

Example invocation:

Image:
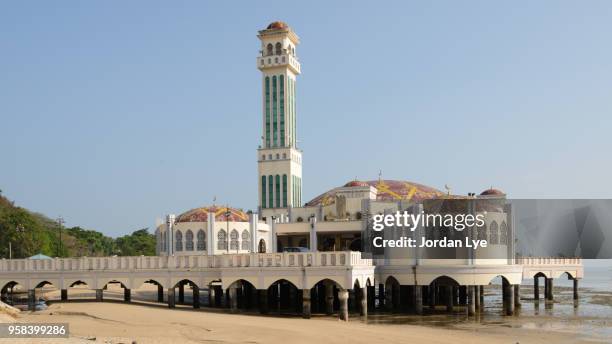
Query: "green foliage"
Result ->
[[0, 193, 156, 258]]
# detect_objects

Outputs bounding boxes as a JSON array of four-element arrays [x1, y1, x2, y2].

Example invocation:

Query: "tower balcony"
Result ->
[[257, 53, 301, 74]]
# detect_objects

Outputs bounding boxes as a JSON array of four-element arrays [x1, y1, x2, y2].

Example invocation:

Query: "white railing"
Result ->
[[0, 251, 372, 273], [515, 257, 582, 266]]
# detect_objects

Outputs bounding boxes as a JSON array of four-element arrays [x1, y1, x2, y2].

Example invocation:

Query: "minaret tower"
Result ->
[[257, 21, 302, 216]]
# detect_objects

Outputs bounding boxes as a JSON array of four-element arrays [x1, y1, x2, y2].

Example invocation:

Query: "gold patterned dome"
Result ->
[[306, 179, 446, 207], [175, 206, 249, 223]]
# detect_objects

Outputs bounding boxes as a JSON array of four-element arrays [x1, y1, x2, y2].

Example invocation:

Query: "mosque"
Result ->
[[0, 21, 582, 320], [154, 20, 507, 260]]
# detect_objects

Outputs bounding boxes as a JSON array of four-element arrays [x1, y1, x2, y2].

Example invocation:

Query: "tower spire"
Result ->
[[257, 22, 303, 215]]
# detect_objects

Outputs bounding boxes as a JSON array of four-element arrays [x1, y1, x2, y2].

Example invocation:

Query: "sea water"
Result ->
[[364, 260, 612, 342]]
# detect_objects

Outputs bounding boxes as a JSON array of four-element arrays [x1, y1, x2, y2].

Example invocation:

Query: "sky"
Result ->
[[1, 1, 611, 237]]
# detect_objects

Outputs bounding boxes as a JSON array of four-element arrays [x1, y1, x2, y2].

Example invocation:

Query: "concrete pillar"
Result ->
[[338, 289, 349, 321], [27, 289, 36, 311], [429, 284, 436, 309], [219, 287, 226, 308], [446, 286, 453, 312], [61, 289, 68, 301], [193, 287, 200, 309], [259, 289, 269, 314], [325, 283, 334, 315], [367, 286, 375, 311], [392, 285, 401, 311], [414, 286, 423, 315], [348, 289, 356, 312], [289, 285, 297, 311], [178, 284, 185, 304], [502, 281, 514, 316], [359, 287, 367, 316], [251, 287, 259, 310], [459, 286, 467, 306], [467, 286, 475, 316], [514, 283, 521, 308], [229, 287, 238, 313], [546, 278, 554, 302], [573, 278, 579, 300], [479, 285, 484, 310], [534, 276, 540, 301], [302, 289, 311, 319], [168, 288, 175, 308], [378, 283, 385, 310], [124, 288, 131, 302], [95, 289, 103, 302], [157, 285, 164, 302]]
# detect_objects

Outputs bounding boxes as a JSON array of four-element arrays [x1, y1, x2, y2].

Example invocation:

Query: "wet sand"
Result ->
[[2, 284, 609, 344]]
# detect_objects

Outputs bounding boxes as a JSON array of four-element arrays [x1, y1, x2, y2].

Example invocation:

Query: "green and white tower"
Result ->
[[257, 21, 302, 217]]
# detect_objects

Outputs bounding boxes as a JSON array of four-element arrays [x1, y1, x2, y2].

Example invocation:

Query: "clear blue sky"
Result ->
[[1, 1, 610, 237]]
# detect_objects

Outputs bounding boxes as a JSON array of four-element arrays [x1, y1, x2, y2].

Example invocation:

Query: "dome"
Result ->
[[306, 179, 445, 206], [175, 206, 249, 223], [480, 188, 505, 196], [266, 21, 288, 30], [343, 180, 370, 187]]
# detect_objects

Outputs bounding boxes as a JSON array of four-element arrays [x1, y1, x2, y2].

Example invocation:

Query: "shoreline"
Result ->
[[2, 283, 611, 343], [6, 301, 598, 344]]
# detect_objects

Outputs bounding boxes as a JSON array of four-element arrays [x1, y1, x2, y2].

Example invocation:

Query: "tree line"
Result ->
[[0, 191, 156, 258]]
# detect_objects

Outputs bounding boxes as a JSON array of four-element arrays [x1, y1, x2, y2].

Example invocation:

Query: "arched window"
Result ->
[[197, 229, 206, 251], [185, 230, 194, 251], [500, 221, 508, 245], [230, 229, 239, 250], [477, 223, 488, 241], [175, 231, 183, 252], [217, 229, 227, 250], [241, 230, 250, 250], [266, 43, 273, 56], [275, 42, 282, 55], [258, 239, 267, 253], [490, 221, 499, 245]]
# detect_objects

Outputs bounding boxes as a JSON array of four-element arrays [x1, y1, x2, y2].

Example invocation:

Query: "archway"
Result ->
[[100, 280, 131, 302], [0, 281, 23, 306], [384, 276, 401, 312], [266, 279, 300, 314], [487, 275, 516, 315], [137, 279, 165, 303], [428, 276, 460, 313], [171, 279, 200, 308], [311, 278, 343, 315], [227, 279, 257, 311], [258, 239, 266, 253]]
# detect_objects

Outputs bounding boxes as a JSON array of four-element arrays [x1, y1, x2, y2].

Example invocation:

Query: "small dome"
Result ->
[[344, 180, 370, 187], [480, 188, 505, 196], [266, 21, 288, 30], [176, 206, 249, 223]]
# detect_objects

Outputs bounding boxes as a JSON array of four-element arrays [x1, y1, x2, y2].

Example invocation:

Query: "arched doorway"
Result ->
[[258, 239, 267, 253]]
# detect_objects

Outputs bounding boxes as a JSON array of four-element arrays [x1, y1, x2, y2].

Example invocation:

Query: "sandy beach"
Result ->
[[2, 283, 608, 344]]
